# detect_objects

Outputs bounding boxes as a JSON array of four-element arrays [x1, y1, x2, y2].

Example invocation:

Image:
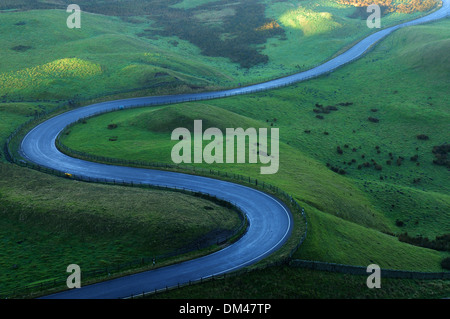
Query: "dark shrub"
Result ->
[[154, 72, 169, 78], [368, 117, 379, 123], [11, 45, 32, 52], [325, 105, 338, 112], [417, 134, 429, 140], [107, 123, 118, 130], [395, 220, 404, 227], [442, 257, 450, 270], [399, 233, 450, 252], [314, 105, 338, 114], [432, 144, 450, 168]]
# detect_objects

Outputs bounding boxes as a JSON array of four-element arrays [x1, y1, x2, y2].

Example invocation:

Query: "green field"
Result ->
[[61, 18, 450, 272], [0, 1, 438, 102], [1, 0, 448, 298], [0, 163, 243, 296]]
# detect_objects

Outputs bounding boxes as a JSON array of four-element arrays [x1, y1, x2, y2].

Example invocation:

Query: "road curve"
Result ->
[[20, 2, 449, 299]]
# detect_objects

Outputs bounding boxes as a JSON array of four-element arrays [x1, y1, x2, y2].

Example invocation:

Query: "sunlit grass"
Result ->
[[279, 7, 341, 36], [0, 58, 102, 92]]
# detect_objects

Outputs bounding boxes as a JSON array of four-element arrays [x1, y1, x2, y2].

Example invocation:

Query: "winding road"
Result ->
[[19, 1, 449, 299]]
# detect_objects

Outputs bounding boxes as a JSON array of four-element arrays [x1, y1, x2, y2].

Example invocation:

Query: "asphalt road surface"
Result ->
[[19, 1, 449, 299]]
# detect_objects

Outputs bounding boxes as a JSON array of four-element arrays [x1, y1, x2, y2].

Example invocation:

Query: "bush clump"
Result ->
[[432, 144, 450, 168], [417, 134, 429, 140], [442, 257, 450, 270], [395, 220, 404, 227], [398, 233, 450, 252], [11, 45, 32, 52]]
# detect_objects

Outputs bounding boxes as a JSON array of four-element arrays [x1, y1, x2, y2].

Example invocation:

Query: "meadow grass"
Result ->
[[0, 10, 230, 101], [61, 19, 450, 272], [145, 265, 450, 299], [0, 163, 242, 295], [0, 101, 59, 142], [0, 2, 435, 102], [260, 0, 430, 75]]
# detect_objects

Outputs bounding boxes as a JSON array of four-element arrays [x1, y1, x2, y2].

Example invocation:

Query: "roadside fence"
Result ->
[[289, 259, 450, 280]]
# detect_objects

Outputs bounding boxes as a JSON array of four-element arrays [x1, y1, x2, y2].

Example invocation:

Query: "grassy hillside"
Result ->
[[0, 1, 437, 103], [0, 163, 242, 295], [61, 104, 391, 230], [146, 266, 450, 299], [61, 19, 450, 271], [128, 103, 267, 133], [0, 10, 231, 102]]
